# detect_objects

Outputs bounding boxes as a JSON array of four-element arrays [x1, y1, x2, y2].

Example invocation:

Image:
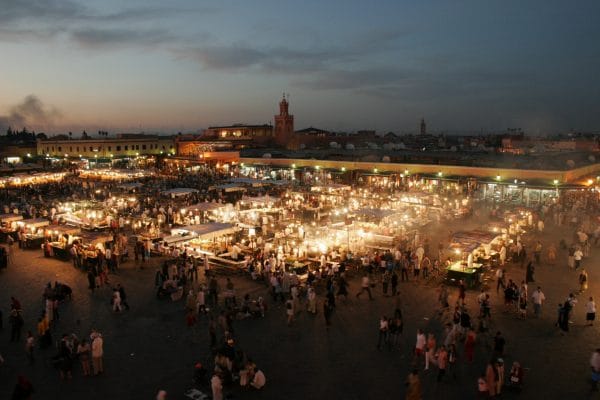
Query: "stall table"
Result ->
[[50, 244, 71, 261], [446, 261, 483, 288]]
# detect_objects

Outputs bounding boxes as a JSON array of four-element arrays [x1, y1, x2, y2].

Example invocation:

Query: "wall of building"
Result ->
[[37, 137, 175, 158]]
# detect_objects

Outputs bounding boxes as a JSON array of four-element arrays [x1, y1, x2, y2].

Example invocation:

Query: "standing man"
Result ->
[[531, 286, 546, 318]]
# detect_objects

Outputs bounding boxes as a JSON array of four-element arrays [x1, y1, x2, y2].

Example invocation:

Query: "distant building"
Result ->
[[37, 134, 175, 158], [420, 118, 426, 135], [202, 124, 274, 147]]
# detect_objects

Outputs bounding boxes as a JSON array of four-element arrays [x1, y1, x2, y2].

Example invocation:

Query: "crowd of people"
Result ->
[[1, 165, 600, 399]]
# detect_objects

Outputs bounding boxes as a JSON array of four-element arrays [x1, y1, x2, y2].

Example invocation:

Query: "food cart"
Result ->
[[446, 261, 484, 288]]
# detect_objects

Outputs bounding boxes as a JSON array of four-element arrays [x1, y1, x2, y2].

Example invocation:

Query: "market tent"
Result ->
[[162, 188, 199, 197], [212, 184, 246, 193], [172, 223, 236, 240], [186, 202, 227, 213], [451, 231, 498, 243], [448, 230, 500, 253]]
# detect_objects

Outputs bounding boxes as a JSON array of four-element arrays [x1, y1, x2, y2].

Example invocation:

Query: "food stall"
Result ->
[[167, 223, 237, 255], [56, 201, 112, 231], [446, 260, 484, 288], [47, 225, 81, 260], [445, 230, 502, 287], [0, 214, 23, 242], [181, 202, 233, 225], [19, 218, 50, 249]]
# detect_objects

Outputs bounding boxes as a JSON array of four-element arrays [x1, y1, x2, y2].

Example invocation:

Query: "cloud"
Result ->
[[0, 0, 84, 23], [175, 45, 266, 71], [293, 68, 409, 91], [71, 28, 172, 49], [0, 95, 62, 132]]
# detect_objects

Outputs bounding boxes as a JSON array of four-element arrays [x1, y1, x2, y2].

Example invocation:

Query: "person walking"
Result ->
[[493, 331, 506, 358], [382, 271, 390, 296], [25, 331, 34, 365], [574, 246, 584, 269], [496, 268, 506, 293], [424, 333, 437, 371], [91, 331, 104, 375], [579, 269, 589, 293], [464, 328, 476, 363], [117, 284, 130, 310], [591, 348, 600, 391], [285, 297, 294, 326], [525, 262, 535, 283], [414, 329, 426, 365], [376, 316, 389, 350], [447, 343, 458, 380], [405, 369, 422, 400], [211, 372, 224, 400], [9, 309, 24, 342], [77, 339, 91, 376], [391, 271, 399, 296], [436, 345, 448, 382], [485, 360, 498, 397], [112, 288, 122, 312], [307, 286, 317, 314], [586, 297, 596, 327], [356, 274, 373, 300], [531, 286, 546, 318]]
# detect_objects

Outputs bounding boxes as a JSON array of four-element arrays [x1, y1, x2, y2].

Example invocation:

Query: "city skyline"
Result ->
[[1, 0, 599, 135]]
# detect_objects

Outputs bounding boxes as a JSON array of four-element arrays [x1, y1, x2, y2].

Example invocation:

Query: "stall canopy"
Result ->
[[186, 202, 227, 213], [212, 184, 246, 193], [162, 188, 199, 197], [47, 225, 81, 236], [172, 223, 235, 240], [20, 218, 50, 228], [448, 230, 499, 253]]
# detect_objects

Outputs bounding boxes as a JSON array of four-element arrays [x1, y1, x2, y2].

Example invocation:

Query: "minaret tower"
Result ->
[[274, 93, 294, 147]]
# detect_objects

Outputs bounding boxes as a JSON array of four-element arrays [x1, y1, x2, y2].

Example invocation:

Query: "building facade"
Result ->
[[37, 134, 176, 158]]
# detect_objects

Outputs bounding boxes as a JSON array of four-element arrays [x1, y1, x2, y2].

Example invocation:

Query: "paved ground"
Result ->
[[1, 215, 599, 399]]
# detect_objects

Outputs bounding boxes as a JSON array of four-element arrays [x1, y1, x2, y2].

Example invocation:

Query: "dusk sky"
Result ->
[[1, 0, 599, 135]]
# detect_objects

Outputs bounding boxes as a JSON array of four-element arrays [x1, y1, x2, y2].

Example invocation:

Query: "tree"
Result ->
[[69, 131, 72, 140], [6, 126, 13, 137]]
